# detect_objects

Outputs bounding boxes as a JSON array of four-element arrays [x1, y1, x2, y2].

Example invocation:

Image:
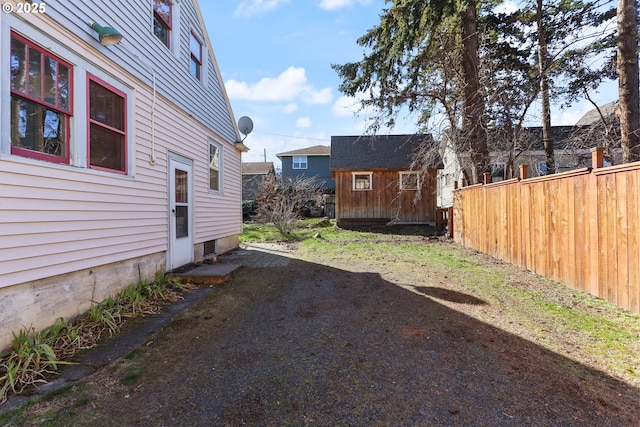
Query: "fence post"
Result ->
[[519, 164, 529, 179], [447, 206, 454, 238], [483, 172, 491, 184], [591, 147, 604, 169]]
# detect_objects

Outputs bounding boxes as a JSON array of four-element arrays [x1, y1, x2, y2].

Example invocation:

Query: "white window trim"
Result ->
[[209, 140, 222, 192], [292, 155, 308, 170], [352, 171, 373, 191], [399, 171, 420, 190]]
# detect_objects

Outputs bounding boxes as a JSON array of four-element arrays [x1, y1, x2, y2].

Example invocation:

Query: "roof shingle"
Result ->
[[276, 145, 331, 157], [242, 162, 275, 175], [330, 135, 436, 170]]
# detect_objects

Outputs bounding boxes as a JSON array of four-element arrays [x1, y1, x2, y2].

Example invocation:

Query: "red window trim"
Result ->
[[154, 1, 172, 29], [190, 32, 202, 79], [10, 31, 73, 164], [154, 0, 172, 48], [86, 74, 128, 175]]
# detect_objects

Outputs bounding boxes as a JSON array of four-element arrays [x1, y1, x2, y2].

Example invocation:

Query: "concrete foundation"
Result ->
[[0, 252, 166, 352], [194, 235, 239, 263]]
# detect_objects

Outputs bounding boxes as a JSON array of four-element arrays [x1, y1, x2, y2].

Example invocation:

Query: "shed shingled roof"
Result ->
[[330, 134, 437, 170]]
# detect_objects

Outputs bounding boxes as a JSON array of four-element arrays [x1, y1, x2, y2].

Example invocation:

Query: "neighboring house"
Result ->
[[330, 135, 441, 227], [0, 1, 247, 350], [242, 162, 275, 200], [437, 122, 623, 207], [276, 145, 334, 191], [575, 100, 619, 126]]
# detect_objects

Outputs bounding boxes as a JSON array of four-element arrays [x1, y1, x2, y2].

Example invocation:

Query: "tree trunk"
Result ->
[[537, 0, 555, 174], [617, 0, 640, 163], [462, 1, 488, 184]]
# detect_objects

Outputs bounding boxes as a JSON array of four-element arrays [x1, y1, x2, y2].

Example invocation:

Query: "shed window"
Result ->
[[153, 0, 172, 48], [352, 172, 372, 190], [400, 171, 419, 190], [190, 32, 202, 79], [88, 76, 127, 173], [10, 32, 72, 163], [293, 156, 307, 169]]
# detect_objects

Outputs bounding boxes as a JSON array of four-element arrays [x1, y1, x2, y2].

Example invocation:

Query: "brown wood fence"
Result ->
[[453, 149, 640, 314]]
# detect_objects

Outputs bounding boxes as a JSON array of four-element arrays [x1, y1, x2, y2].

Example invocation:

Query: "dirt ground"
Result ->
[[3, 239, 640, 426]]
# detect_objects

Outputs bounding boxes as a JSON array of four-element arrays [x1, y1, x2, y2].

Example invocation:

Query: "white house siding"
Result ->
[[437, 138, 464, 208], [0, 2, 242, 349]]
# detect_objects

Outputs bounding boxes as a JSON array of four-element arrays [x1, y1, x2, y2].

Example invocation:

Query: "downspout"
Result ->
[[149, 68, 156, 165], [117, 44, 157, 165]]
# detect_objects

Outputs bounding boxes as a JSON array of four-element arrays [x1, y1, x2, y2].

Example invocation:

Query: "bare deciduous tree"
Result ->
[[255, 175, 324, 237]]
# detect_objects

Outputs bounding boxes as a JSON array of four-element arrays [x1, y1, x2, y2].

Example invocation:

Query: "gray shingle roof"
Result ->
[[242, 162, 274, 175], [276, 145, 331, 157], [575, 101, 619, 126], [330, 134, 436, 170]]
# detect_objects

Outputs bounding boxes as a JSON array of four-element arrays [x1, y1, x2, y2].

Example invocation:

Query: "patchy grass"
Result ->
[[295, 230, 640, 388]]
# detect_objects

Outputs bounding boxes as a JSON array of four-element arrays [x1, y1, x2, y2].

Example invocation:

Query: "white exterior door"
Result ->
[[168, 156, 194, 269]]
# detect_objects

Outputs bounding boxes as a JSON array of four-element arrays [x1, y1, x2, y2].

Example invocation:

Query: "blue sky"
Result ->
[[199, 0, 618, 169]]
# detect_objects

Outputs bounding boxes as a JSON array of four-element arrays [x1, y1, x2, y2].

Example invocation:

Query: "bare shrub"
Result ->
[[255, 175, 324, 237]]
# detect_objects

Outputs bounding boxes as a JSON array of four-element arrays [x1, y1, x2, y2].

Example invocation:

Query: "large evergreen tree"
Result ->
[[333, 0, 489, 184], [617, 0, 640, 162]]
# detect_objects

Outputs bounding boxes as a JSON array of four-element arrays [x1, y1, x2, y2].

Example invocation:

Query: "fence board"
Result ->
[[453, 163, 640, 313], [629, 170, 640, 313], [617, 173, 629, 309]]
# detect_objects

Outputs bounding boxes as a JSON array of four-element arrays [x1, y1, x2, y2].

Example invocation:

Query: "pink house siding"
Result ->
[[0, 1, 244, 349]]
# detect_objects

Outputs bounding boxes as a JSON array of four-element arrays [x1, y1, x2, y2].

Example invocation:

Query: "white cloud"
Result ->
[[235, 0, 290, 16], [225, 66, 332, 105], [296, 117, 312, 128], [283, 103, 298, 113], [333, 94, 365, 117], [304, 87, 333, 105], [318, 0, 373, 10]]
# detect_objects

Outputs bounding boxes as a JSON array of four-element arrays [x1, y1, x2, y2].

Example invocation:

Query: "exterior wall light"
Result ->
[[90, 22, 122, 46]]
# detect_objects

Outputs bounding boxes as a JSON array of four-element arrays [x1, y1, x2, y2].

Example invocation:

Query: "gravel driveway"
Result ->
[[5, 243, 639, 426]]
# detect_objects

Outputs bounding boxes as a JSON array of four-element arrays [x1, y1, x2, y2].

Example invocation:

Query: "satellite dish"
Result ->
[[238, 116, 254, 136]]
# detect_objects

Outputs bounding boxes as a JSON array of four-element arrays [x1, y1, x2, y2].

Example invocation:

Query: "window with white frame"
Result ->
[[10, 32, 72, 164], [209, 141, 221, 191], [190, 32, 202, 80], [88, 75, 127, 173], [153, 0, 172, 48], [293, 156, 307, 169], [400, 171, 419, 190], [352, 172, 372, 190]]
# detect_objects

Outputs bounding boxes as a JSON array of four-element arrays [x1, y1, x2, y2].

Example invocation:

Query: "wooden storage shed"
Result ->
[[330, 135, 442, 227]]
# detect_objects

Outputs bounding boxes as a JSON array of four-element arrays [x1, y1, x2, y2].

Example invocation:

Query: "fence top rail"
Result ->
[[484, 177, 520, 188], [593, 160, 640, 176], [454, 183, 484, 192], [521, 167, 590, 185]]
